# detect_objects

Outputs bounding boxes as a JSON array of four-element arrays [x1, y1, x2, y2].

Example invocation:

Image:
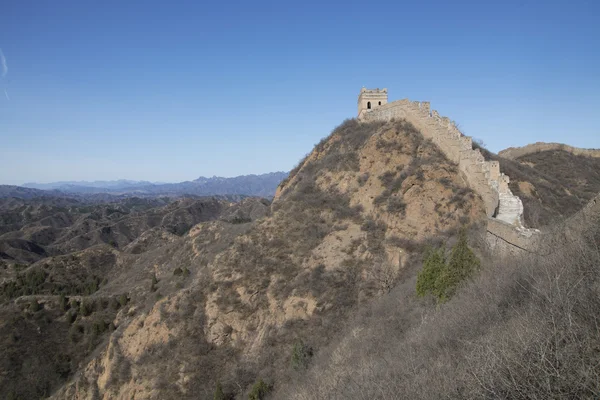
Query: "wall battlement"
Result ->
[[357, 91, 538, 253]]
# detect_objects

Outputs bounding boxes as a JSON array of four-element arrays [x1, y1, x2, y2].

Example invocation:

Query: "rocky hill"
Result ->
[[274, 193, 600, 399], [0, 118, 488, 399], [1, 119, 598, 399]]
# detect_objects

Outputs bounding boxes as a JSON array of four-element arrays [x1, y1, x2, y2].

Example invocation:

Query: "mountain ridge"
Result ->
[[499, 142, 600, 160], [14, 172, 289, 198]]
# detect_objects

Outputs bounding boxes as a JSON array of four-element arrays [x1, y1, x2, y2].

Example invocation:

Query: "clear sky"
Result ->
[[1, 0, 598, 185]]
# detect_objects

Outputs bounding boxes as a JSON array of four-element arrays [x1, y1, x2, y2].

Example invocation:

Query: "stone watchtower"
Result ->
[[357, 87, 388, 118]]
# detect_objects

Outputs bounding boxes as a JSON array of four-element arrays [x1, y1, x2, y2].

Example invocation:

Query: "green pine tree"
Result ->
[[416, 229, 480, 302], [416, 246, 446, 299], [439, 229, 480, 301], [290, 340, 313, 370], [214, 381, 225, 400], [248, 379, 270, 400]]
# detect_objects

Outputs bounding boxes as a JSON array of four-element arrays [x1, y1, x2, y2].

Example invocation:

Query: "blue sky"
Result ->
[[0, 0, 598, 184]]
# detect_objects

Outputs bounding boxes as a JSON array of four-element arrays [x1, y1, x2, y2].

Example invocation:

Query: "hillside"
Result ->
[[0, 195, 271, 399], [475, 143, 600, 227], [0, 118, 487, 399], [275, 194, 600, 399], [0, 196, 258, 264], [1, 118, 598, 399], [499, 142, 600, 160], [0, 185, 68, 200]]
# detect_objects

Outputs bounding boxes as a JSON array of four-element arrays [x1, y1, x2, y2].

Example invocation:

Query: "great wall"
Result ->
[[357, 88, 539, 254]]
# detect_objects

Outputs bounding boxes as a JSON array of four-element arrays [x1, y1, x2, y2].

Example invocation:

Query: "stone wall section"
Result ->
[[358, 97, 599, 255], [488, 192, 600, 256], [486, 217, 539, 255], [360, 100, 519, 220], [359, 98, 538, 254]]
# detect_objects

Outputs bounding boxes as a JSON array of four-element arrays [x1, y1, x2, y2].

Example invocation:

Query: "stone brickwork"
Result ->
[[357, 88, 388, 119], [357, 89, 538, 254], [486, 217, 539, 255], [488, 192, 600, 256]]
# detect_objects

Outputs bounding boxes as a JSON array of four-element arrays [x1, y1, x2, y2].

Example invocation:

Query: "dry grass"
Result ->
[[275, 218, 600, 399]]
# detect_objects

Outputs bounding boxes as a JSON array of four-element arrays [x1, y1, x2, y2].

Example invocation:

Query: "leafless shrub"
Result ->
[[386, 196, 407, 215], [275, 218, 600, 399], [449, 187, 474, 209], [438, 177, 452, 188], [357, 172, 370, 186], [385, 235, 420, 252], [368, 261, 399, 294]]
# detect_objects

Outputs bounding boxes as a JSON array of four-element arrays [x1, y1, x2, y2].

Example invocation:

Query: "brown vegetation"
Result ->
[[275, 217, 600, 399], [4, 117, 596, 399]]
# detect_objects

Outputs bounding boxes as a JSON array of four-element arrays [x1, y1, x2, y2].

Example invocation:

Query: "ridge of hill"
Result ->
[[499, 142, 600, 160], [0, 196, 268, 264]]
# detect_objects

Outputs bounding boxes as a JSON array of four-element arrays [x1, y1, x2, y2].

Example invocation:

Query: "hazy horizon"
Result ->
[[15, 171, 289, 187], [1, 0, 599, 185]]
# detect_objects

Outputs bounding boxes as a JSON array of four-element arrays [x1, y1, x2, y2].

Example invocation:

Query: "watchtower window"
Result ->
[[367, 101, 371, 109], [378, 101, 381, 105]]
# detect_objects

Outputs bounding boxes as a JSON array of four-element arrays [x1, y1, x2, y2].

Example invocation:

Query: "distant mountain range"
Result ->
[[8, 172, 289, 199], [22, 179, 161, 191]]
